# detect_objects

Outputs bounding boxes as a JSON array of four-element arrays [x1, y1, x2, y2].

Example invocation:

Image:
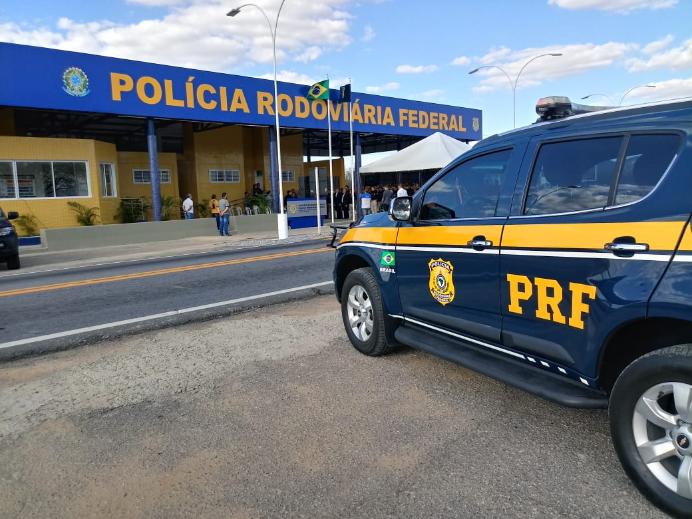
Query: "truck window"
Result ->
[[614, 134, 680, 205], [420, 149, 511, 220], [524, 137, 622, 215]]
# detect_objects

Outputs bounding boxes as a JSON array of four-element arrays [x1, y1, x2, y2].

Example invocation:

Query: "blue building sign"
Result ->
[[0, 43, 482, 140]]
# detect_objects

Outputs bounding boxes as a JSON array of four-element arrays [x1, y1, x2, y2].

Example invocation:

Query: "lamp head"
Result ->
[[227, 8, 241, 16], [468, 68, 480, 75]]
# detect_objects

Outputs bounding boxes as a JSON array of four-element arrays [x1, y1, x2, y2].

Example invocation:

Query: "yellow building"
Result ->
[[0, 112, 346, 233]]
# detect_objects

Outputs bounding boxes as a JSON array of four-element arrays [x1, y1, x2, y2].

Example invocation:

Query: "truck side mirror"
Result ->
[[390, 197, 412, 222]]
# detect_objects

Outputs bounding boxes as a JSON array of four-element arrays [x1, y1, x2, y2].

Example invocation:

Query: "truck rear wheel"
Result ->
[[609, 345, 692, 518]]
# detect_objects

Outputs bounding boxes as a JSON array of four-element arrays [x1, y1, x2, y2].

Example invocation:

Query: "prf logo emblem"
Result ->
[[472, 117, 480, 133], [428, 258, 455, 306], [62, 67, 90, 97]]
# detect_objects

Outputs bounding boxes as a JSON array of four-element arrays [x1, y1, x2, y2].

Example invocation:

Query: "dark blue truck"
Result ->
[[334, 97, 692, 517]]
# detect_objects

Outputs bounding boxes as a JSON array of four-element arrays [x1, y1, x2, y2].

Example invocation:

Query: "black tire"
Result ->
[[609, 344, 692, 518], [340, 267, 395, 356], [6, 254, 19, 270]]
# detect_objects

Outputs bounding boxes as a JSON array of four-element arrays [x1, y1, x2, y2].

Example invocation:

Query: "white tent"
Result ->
[[360, 132, 473, 174]]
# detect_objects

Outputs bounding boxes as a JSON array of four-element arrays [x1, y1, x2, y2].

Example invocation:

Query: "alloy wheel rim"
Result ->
[[633, 381, 692, 499], [346, 284, 374, 342]]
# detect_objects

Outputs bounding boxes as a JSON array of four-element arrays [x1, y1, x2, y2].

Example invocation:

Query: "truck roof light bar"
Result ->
[[536, 96, 613, 121]]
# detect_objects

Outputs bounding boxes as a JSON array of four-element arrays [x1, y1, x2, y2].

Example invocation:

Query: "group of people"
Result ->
[[209, 193, 232, 236], [358, 183, 419, 217], [182, 181, 420, 233]]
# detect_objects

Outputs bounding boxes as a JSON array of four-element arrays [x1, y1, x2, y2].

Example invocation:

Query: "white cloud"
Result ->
[[548, 0, 678, 13], [258, 70, 315, 85], [414, 89, 445, 101], [642, 34, 674, 55], [295, 46, 322, 63], [0, 0, 352, 72], [450, 55, 471, 66], [478, 46, 512, 65], [471, 42, 634, 93], [627, 38, 692, 72], [365, 82, 399, 94], [395, 64, 438, 74], [622, 78, 692, 103], [361, 24, 375, 42]]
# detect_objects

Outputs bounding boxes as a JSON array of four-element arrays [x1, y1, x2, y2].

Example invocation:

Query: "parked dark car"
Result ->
[[0, 207, 20, 269], [335, 97, 692, 518]]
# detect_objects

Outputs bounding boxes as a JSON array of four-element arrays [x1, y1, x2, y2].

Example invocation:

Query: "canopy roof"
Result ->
[[360, 132, 473, 174]]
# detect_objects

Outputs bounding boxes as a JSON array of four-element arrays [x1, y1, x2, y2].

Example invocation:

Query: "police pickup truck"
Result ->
[[334, 97, 692, 517]]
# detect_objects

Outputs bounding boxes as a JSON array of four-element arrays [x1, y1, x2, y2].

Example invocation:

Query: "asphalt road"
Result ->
[[0, 295, 665, 518], [0, 239, 334, 358]]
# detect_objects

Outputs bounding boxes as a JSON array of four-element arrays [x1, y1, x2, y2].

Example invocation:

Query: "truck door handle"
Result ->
[[467, 236, 493, 250], [605, 237, 649, 255]]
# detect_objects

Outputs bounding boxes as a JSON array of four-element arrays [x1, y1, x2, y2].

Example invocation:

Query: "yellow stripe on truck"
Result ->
[[341, 227, 398, 245], [502, 221, 687, 251], [678, 222, 692, 252], [397, 225, 504, 246]]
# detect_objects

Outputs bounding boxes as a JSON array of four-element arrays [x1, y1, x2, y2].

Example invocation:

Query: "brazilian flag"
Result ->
[[307, 79, 329, 101]]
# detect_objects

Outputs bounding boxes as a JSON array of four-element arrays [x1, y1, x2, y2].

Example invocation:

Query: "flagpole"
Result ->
[[314, 166, 321, 235], [348, 79, 355, 221], [327, 94, 335, 224]]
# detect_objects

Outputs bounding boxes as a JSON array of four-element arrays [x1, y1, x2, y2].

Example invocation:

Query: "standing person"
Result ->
[[182, 193, 194, 219], [343, 186, 352, 219], [371, 186, 382, 213], [396, 183, 408, 198], [218, 192, 231, 236], [381, 185, 394, 212], [334, 188, 345, 219], [210, 194, 220, 231], [360, 187, 372, 219]]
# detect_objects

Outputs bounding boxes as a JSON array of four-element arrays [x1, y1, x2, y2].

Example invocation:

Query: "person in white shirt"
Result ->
[[396, 184, 408, 198], [182, 194, 194, 219]]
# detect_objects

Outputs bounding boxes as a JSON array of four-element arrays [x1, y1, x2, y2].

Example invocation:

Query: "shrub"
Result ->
[[197, 199, 211, 218], [116, 198, 149, 223], [14, 213, 39, 236], [248, 194, 270, 214], [67, 201, 99, 226], [160, 195, 180, 221]]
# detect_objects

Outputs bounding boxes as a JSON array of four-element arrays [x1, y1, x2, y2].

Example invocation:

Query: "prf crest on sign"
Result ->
[[428, 258, 455, 306]]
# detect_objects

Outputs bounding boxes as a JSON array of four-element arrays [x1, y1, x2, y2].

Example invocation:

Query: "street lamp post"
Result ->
[[469, 53, 562, 129], [619, 84, 656, 106], [228, 1, 289, 239]]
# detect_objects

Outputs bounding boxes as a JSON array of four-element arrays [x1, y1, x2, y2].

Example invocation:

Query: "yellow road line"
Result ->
[[0, 247, 331, 299]]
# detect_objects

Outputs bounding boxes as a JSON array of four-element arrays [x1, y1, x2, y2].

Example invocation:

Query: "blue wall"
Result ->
[[0, 43, 482, 140]]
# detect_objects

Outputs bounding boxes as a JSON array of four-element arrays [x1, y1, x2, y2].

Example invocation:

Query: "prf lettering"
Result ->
[[506, 274, 597, 330]]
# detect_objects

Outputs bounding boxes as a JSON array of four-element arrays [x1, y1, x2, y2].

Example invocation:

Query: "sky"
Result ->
[[0, 0, 691, 154]]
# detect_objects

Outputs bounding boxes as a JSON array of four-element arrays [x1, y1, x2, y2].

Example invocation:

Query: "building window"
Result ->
[[100, 163, 117, 197], [0, 162, 15, 198], [0, 161, 89, 199], [209, 169, 241, 183], [282, 170, 295, 182], [132, 169, 171, 184]]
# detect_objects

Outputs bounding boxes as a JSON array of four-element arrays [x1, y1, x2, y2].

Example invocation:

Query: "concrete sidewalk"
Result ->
[[7, 225, 340, 275]]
